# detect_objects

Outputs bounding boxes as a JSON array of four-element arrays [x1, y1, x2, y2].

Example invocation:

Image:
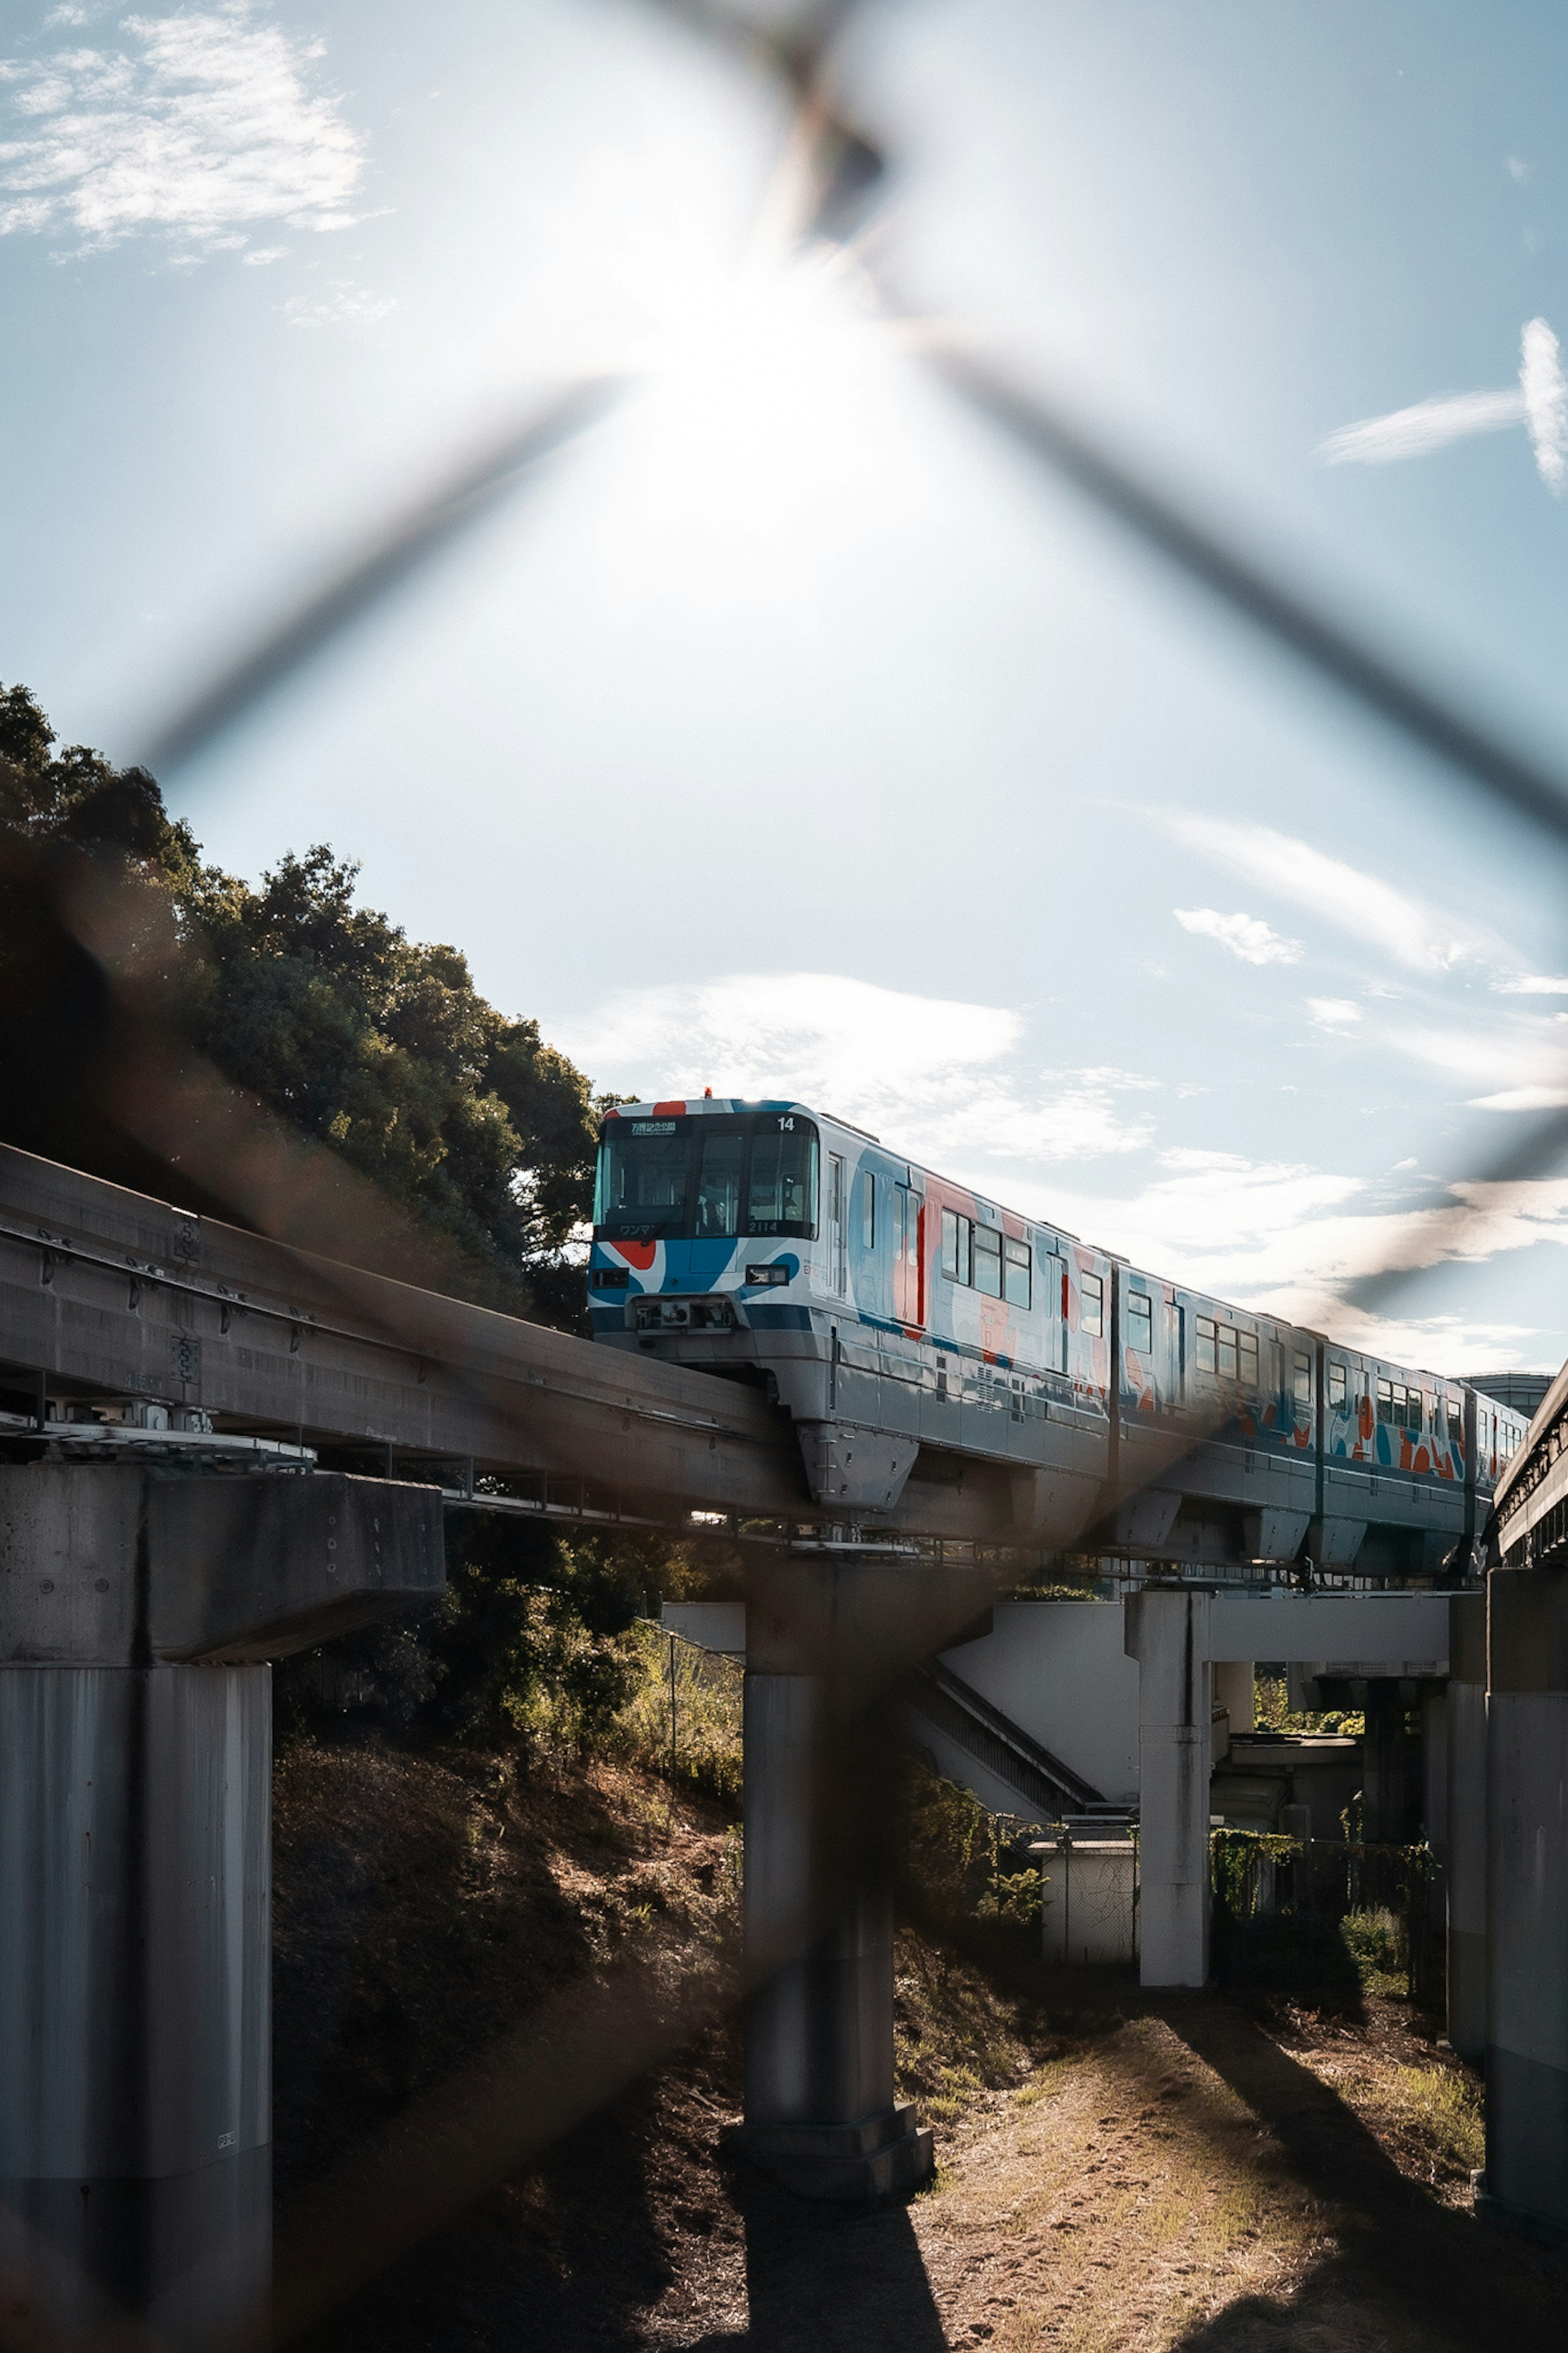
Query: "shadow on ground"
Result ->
[[690, 2162, 947, 2353], [1160, 1997, 1567, 2353]]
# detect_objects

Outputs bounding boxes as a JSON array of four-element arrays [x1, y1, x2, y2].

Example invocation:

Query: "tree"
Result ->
[[0, 683, 602, 1327]]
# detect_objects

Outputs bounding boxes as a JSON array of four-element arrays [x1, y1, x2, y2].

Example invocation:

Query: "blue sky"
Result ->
[[6, 0, 1568, 1371]]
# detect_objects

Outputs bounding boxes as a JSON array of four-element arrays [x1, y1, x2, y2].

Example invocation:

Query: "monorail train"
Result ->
[[587, 1096, 1525, 1573]]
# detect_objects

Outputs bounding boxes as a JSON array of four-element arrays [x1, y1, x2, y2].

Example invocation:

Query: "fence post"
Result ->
[[668, 1632, 678, 1831]]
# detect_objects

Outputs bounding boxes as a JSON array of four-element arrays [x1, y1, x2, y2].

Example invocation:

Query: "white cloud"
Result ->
[[1172, 907, 1302, 966], [1522, 316, 1568, 492], [280, 280, 394, 326], [0, 7, 367, 256], [1494, 973, 1568, 995], [1317, 317, 1567, 491], [564, 972, 1158, 1169], [1379, 1015, 1568, 1104], [1507, 156, 1530, 184], [1162, 812, 1488, 972], [1043, 1149, 1568, 1370], [1307, 997, 1362, 1030], [1319, 388, 1524, 467]]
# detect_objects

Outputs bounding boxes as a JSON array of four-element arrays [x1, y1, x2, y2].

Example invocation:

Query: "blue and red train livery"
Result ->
[[588, 1096, 1523, 1572]]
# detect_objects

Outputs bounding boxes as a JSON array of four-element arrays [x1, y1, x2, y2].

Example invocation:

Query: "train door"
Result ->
[[1172, 1303, 1185, 1401], [893, 1185, 923, 1325], [827, 1154, 847, 1296], [1045, 1251, 1069, 1373]]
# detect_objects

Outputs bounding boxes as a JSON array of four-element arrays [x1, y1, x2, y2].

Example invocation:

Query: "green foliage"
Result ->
[[1340, 1905, 1407, 1989], [277, 1514, 660, 1754], [904, 1766, 993, 1914], [1254, 1672, 1363, 1737], [978, 1868, 1045, 1927], [902, 1761, 1045, 1925], [0, 681, 200, 882], [0, 682, 602, 1325], [183, 846, 600, 1303], [610, 1624, 743, 1806]]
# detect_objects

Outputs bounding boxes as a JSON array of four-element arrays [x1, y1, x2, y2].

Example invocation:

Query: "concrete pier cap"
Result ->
[[0, 1459, 444, 2349]]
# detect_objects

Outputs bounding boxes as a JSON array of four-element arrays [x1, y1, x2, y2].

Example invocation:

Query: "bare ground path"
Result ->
[[275, 1739, 1567, 2351]]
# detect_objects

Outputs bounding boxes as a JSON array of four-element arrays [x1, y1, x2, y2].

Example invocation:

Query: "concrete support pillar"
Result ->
[[1126, 1589, 1212, 1988], [0, 1664, 271, 2346], [1446, 1594, 1486, 2060], [1212, 1660, 1254, 1740], [0, 1460, 443, 2342], [1480, 1564, 1568, 2242], [742, 1677, 898, 2144], [738, 1559, 958, 2201]]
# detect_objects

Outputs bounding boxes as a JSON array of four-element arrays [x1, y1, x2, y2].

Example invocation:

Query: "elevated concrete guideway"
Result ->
[[0, 1142, 1047, 1550]]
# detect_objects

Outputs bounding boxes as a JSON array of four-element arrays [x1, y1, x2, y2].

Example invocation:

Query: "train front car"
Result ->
[[587, 1097, 1114, 1534]]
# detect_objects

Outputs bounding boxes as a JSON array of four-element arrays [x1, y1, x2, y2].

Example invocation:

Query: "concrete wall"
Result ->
[[940, 1601, 1140, 1807], [1039, 1839, 1137, 1965], [662, 1601, 747, 1655]]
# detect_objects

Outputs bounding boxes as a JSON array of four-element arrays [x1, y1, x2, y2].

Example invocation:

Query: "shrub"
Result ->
[[608, 1624, 743, 1806]]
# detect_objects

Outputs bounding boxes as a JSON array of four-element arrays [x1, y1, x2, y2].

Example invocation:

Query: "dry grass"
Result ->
[[911, 2014, 1349, 2353]]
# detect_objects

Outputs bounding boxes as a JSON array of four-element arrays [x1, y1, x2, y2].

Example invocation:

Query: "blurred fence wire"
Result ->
[[14, 2, 1568, 2344]]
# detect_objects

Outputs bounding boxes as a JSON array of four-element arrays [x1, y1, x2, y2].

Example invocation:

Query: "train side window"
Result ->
[[973, 1223, 1003, 1298], [1127, 1290, 1153, 1353], [1447, 1397, 1463, 1442], [1217, 1324, 1239, 1380], [1081, 1271, 1105, 1337], [1329, 1363, 1347, 1409], [861, 1169, 875, 1251], [1004, 1235, 1031, 1309], [941, 1208, 972, 1284], [1292, 1349, 1311, 1407], [1377, 1378, 1394, 1424], [1196, 1314, 1217, 1372], [1239, 1330, 1259, 1385]]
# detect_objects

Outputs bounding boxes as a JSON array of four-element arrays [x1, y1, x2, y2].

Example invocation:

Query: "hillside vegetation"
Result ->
[[0, 678, 600, 1322]]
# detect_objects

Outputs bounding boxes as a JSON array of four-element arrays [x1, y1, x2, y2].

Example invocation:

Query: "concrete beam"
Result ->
[[1206, 1591, 1450, 1666]]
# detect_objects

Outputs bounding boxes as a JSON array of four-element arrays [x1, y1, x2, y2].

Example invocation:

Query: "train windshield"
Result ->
[[595, 1115, 819, 1240], [596, 1120, 692, 1238]]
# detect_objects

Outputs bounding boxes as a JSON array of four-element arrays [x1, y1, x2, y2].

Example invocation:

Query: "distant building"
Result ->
[[1461, 1371, 1554, 1423]]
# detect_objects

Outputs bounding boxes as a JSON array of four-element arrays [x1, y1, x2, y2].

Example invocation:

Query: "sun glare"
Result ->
[[616, 243, 903, 550]]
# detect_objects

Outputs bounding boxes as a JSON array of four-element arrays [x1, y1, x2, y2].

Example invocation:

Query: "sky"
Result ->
[[5, 0, 1568, 1372]]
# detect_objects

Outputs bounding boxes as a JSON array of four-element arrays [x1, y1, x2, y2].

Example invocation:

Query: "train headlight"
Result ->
[[746, 1263, 790, 1286]]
